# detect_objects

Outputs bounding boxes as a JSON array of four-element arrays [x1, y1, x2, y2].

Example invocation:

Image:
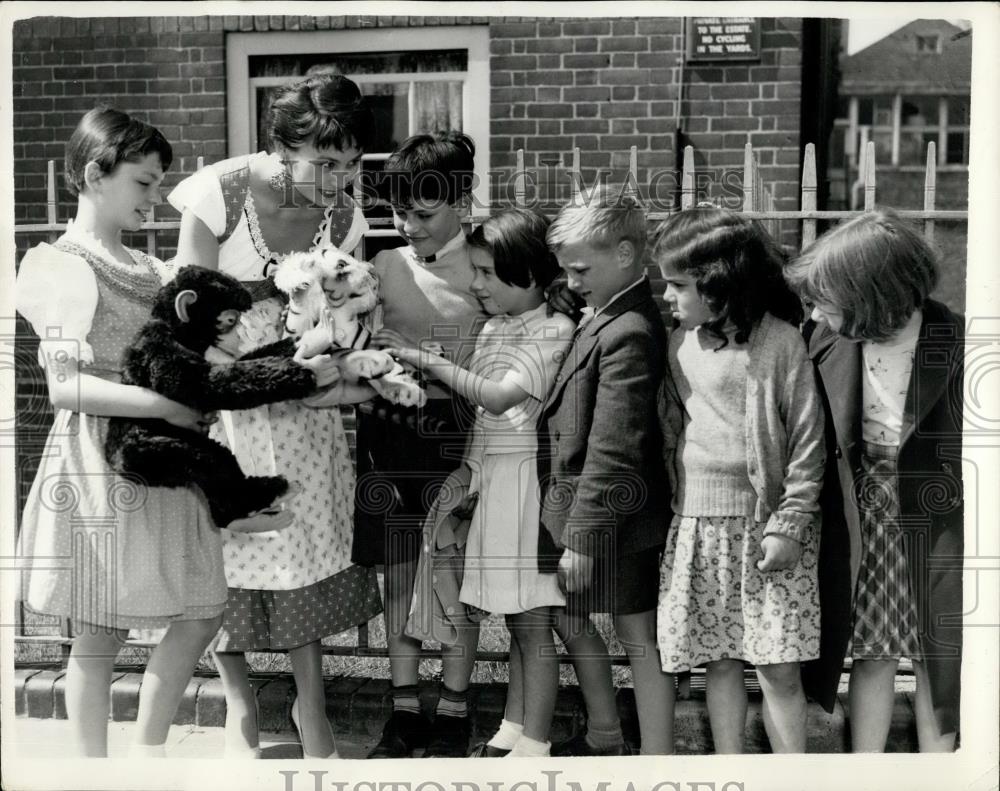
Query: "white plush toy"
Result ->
[[273, 247, 427, 408]]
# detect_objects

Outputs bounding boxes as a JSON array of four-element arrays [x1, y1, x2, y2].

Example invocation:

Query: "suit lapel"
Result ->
[[542, 279, 653, 413], [811, 325, 862, 462]]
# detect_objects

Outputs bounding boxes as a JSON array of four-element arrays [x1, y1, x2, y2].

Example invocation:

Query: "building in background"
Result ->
[[826, 18, 970, 310]]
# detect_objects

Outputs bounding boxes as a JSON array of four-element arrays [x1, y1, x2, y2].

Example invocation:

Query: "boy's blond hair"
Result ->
[[546, 183, 647, 259]]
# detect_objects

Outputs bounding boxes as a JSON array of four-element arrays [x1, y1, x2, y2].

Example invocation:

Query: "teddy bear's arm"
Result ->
[[200, 356, 317, 411], [133, 323, 316, 411]]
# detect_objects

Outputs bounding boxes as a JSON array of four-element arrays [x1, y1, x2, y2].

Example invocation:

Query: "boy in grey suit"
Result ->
[[537, 187, 674, 755]]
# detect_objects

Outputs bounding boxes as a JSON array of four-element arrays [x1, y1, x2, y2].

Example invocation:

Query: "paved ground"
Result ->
[[5, 717, 381, 760]]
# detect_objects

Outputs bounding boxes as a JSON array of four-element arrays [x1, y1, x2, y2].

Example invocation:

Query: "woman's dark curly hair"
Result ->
[[267, 73, 375, 153], [650, 207, 803, 348]]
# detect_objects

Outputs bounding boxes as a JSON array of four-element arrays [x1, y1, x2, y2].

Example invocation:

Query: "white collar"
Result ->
[[413, 229, 466, 264]]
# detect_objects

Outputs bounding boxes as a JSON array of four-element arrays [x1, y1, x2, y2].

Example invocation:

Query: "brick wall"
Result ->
[[487, 17, 805, 218], [14, 14, 807, 231], [683, 18, 804, 211]]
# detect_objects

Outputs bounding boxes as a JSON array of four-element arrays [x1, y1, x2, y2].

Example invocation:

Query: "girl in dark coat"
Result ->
[[786, 209, 963, 752]]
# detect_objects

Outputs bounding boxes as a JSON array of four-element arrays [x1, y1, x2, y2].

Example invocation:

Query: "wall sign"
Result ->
[[687, 17, 761, 62]]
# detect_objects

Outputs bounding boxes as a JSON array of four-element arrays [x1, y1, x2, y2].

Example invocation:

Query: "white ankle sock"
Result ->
[[487, 718, 524, 750], [129, 742, 167, 758], [508, 734, 550, 757]]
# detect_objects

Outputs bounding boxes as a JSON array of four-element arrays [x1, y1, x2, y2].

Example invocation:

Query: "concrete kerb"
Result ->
[[13, 670, 920, 753]]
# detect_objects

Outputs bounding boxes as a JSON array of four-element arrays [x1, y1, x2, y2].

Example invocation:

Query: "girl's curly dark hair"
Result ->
[[650, 207, 803, 348]]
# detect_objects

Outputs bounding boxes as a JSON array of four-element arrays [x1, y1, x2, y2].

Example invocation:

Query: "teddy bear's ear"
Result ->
[[174, 290, 198, 323]]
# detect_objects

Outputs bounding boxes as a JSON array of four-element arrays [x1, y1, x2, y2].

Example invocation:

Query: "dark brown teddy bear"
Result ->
[[104, 266, 315, 528]]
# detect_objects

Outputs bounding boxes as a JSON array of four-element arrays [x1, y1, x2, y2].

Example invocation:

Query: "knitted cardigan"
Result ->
[[661, 311, 826, 543]]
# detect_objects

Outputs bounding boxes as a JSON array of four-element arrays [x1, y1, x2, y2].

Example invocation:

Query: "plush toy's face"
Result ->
[[156, 266, 252, 352], [320, 254, 378, 317]]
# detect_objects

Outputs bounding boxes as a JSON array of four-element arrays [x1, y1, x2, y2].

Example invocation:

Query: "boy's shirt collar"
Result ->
[[412, 229, 466, 264], [593, 275, 647, 317]]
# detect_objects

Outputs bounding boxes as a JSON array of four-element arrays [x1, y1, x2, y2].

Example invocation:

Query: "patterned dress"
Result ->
[[850, 315, 924, 660], [15, 226, 228, 630], [168, 154, 382, 651], [457, 304, 574, 614]]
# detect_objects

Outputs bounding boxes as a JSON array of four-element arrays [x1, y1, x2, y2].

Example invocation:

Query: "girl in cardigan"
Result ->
[[788, 210, 963, 752], [652, 208, 825, 753]]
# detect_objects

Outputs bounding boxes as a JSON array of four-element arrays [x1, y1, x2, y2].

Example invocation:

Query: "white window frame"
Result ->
[[225, 27, 491, 211]]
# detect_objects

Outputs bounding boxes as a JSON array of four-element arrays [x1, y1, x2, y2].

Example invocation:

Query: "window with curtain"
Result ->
[[227, 28, 490, 259]]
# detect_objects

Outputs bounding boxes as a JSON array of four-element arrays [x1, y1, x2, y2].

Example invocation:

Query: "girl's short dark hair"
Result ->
[[784, 209, 939, 341], [64, 106, 173, 196], [383, 131, 476, 207], [267, 73, 375, 153], [650, 207, 803, 347], [467, 208, 561, 290]]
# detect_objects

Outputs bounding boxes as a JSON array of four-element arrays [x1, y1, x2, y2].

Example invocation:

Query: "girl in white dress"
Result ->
[[16, 107, 251, 757], [168, 74, 382, 759], [391, 209, 575, 757]]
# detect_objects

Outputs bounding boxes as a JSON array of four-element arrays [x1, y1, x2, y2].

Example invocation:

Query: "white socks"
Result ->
[[509, 734, 551, 757], [487, 718, 524, 750]]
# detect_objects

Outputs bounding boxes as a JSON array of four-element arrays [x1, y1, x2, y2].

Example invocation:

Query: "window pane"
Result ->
[[948, 95, 970, 126], [872, 131, 893, 163], [360, 82, 410, 153], [857, 97, 874, 125], [902, 95, 938, 127], [256, 85, 280, 152], [947, 131, 969, 165], [835, 96, 849, 119], [413, 81, 463, 135]]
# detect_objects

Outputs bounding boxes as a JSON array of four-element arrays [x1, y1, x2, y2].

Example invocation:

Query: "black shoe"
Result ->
[[366, 710, 432, 758], [469, 741, 510, 757], [550, 732, 630, 757], [422, 714, 471, 757]]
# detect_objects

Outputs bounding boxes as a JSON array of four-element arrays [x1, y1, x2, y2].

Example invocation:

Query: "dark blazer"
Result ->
[[801, 299, 963, 735], [536, 277, 670, 572]]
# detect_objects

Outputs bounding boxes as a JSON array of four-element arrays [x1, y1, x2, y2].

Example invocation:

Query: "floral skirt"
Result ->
[[657, 514, 820, 672], [849, 442, 923, 660]]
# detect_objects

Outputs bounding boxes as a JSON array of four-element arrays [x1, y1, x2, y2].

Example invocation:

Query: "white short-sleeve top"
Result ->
[[467, 303, 575, 452], [16, 223, 169, 379], [167, 152, 369, 281]]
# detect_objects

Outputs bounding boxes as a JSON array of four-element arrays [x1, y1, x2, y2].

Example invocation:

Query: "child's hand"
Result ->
[[295, 353, 342, 388], [756, 534, 802, 572], [557, 548, 594, 593], [370, 327, 409, 350], [295, 309, 335, 358], [545, 279, 585, 321], [163, 401, 216, 435]]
